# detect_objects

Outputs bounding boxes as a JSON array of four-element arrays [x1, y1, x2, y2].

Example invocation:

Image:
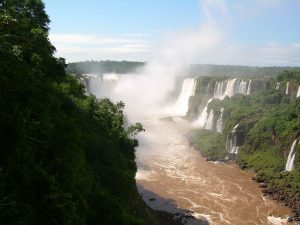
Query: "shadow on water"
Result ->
[[137, 184, 209, 225]]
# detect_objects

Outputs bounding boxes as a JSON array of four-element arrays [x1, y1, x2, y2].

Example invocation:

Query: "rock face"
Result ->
[[263, 185, 300, 222], [226, 124, 247, 155], [177, 75, 300, 222], [186, 77, 300, 122]]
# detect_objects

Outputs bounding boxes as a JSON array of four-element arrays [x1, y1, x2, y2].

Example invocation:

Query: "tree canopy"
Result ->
[[0, 1, 146, 224]]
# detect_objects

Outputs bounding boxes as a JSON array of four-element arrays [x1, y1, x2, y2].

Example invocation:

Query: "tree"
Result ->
[[127, 123, 145, 139]]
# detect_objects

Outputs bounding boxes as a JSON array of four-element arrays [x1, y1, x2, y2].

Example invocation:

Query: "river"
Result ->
[[136, 116, 293, 225]]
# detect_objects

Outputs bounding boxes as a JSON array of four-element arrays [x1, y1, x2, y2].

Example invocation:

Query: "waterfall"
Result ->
[[227, 124, 239, 154], [276, 82, 280, 90], [216, 108, 224, 133], [224, 79, 238, 98], [82, 73, 121, 98], [297, 86, 300, 98], [213, 79, 252, 100], [194, 78, 252, 129], [246, 80, 252, 95], [84, 74, 103, 96], [214, 81, 227, 99], [173, 78, 197, 116], [238, 80, 248, 95], [192, 98, 213, 128], [79, 77, 88, 93], [285, 140, 298, 171], [205, 109, 214, 130], [285, 82, 289, 95]]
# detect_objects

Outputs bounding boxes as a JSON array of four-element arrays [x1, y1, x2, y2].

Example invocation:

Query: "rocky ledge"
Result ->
[[258, 183, 300, 223]]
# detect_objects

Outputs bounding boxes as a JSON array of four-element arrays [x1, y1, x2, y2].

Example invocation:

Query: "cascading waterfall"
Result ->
[[238, 80, 248, 95], [285, 140, 298, 171], [297, 86, 300, 98], [276, 82, 280, 90], [173, 78, 197, 116], [227, 124, 239, 154], [192, 98, 213, 128], [285, 82, 289, 95], [194, 79, 252, 129], [84, 74, 103, 96], [214, 79, 252, 100], [205, 109, 214, 130], [224, 79, 237, 98], [83, 74, 121, 98], [246, 80, 252, 95], [79, 77, 88, 93], [216, 108, 224, 133], [214, 80, 227, 99]]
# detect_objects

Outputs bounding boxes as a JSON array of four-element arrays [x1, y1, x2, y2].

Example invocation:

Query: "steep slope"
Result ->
[[0, 1, 171, 225], [185, 72, 300, 222]]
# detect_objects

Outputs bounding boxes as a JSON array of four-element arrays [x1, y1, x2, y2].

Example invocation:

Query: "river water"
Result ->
[[136, 116, 293, 225]]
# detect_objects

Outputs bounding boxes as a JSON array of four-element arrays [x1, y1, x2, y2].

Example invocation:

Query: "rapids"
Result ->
[[136, 117, 292, 225]]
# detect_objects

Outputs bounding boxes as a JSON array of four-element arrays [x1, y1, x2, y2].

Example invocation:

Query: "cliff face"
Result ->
[[187, 77, 300, 121], [184, 73, 300, 219]]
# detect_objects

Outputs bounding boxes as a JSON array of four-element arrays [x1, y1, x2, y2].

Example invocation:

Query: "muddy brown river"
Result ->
[[136, 117, 293, 225]]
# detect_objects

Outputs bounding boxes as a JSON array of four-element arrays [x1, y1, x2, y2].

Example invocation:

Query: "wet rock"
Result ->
[[259, 183, 268, 188], [149, 198, 156, 201]]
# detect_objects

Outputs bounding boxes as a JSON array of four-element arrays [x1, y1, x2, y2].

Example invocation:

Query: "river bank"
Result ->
[[187, 128, 300, 224]]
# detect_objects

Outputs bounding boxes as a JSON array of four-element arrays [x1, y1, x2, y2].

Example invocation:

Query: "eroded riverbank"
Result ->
[[136, 117, 293, 225]]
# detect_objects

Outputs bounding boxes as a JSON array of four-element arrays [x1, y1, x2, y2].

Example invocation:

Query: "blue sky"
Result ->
[[44, 0, 300, 66]]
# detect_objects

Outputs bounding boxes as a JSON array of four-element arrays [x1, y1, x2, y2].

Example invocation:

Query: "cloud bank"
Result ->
[[49, 0, 300, 66]]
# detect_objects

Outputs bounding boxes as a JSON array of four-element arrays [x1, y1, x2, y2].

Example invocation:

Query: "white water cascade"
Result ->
[[285, 140, 298, 171], [276, 82, 280, 90], [83, 73, 121, 98], [216, 108, 224, 133], [194, 79, 252, 129], [246, 80, 252, 95], [297, 86, 300, 98], [192, 98, 213, 128], [285, 82, 289, 95], [214, 79, 252, 100], [227, 124, 240, 154], [173, 78, 197, 116], [205, 109, 214, 130]]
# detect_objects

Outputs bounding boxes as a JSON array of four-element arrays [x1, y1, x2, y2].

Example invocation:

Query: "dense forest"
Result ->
[[66, 61, 145, 75], [66, 61, 300, 79], [188, 64, 300, 78], [0, 1, 175, 225]]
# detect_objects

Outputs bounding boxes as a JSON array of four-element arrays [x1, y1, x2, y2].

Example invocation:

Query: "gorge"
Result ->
[[82, 69, 300, 224]]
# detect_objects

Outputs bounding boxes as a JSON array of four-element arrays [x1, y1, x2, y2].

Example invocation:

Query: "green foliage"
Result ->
[[67, 61, 145, 75], [0, 1, 150, 225], [127, 123, 145, 139], [277, 70, 300, 82], [187, 130, 226, 161], [189, 64, 300, 78], [189, 71, 300, 206]]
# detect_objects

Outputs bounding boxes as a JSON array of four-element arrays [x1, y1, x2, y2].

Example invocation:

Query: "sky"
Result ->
[[44, 0, 300, 66]]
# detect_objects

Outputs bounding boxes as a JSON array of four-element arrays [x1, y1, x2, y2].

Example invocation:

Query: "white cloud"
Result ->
[[49, 33, 153, 62], [49, 34, 150, 45], [201, 0, 227, 15], [202, 43, 300, 66], [50, 32, 300, 66], [291, 43, 300, 48]]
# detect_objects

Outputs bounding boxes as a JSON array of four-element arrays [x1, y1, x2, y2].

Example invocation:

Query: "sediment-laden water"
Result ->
[[136, 117, 292, 225]]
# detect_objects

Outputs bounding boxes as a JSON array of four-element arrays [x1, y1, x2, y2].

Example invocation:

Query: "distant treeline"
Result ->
[[67, 60, 145, 75], [68, 61, 300, 78], [188, 64, 300, 78]]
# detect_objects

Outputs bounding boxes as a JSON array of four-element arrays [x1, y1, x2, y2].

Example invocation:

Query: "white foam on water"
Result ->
[[267, 216, 288, 225]]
